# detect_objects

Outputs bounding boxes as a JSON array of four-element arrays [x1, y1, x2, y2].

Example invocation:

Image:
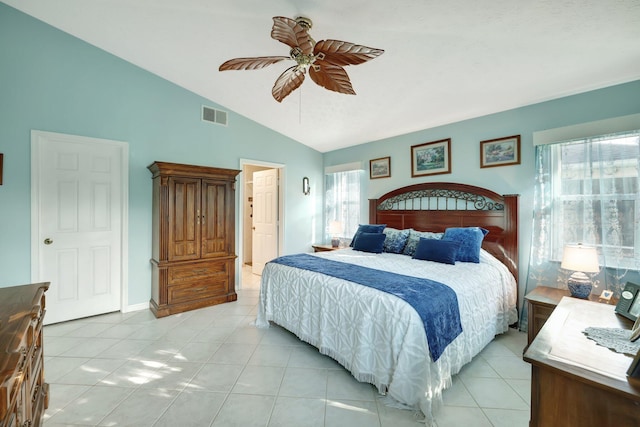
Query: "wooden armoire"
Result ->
[[148, 161, 241, 318]]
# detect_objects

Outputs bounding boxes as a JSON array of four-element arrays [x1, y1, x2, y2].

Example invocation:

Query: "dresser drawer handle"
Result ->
[[192, 268, 208, 275]]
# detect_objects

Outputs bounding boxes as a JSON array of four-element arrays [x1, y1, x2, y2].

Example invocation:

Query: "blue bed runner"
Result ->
[[269, 253, 462, 361]]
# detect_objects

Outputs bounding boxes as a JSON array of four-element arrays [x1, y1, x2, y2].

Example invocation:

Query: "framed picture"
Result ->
[[411, 138, 451, 177], [480, 135, 521, 168], [370, 156, 391, 179]]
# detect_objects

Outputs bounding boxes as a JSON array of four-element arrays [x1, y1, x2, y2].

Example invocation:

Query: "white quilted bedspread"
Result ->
[[256, 248, 517, 422]]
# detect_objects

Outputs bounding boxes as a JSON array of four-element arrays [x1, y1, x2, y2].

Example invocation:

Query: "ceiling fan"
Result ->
[[219, 16, 384, 102]]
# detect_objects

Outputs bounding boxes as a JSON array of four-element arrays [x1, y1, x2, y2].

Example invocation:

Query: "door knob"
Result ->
[[44, 238, 53, 245]]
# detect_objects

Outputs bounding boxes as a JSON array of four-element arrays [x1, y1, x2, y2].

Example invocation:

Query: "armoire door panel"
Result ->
[[201, 180, 228, 258], [169, 177, 201, 261]]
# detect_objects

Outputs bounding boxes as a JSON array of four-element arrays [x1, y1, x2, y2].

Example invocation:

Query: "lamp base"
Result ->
[[331, 237, 340, 248], [567, 273, 592, 299]]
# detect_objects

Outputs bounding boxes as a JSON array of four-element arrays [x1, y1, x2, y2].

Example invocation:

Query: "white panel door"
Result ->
[[32, 131, 127, 324], [252, 168, 278, 275]]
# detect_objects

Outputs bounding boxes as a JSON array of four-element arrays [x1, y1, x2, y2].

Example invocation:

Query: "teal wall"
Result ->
[[324, 80, 640, 303], [0, 4, 324, 304]]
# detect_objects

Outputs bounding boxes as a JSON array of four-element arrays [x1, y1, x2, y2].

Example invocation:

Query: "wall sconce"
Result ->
[[302, 177, 310, 195], [561, 243, 599, 298]]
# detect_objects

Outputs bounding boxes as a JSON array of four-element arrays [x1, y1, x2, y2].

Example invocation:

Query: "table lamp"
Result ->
[[561, 244, 600, 299], [328, 221, 343, 248]]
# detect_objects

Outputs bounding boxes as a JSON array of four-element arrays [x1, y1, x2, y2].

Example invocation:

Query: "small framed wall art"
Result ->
[[480, 135, 521, 168], [370, 156, 391, 179], [411, 138, 451, 177]]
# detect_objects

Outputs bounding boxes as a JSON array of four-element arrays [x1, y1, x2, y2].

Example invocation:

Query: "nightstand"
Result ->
[[312, 244, 342, 252], [525, 286, 617, 347], [525, 287, 570, 347]]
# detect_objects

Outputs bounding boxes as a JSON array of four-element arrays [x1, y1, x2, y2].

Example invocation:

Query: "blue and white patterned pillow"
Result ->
[[402, 229, 444, 257], [382, 228, 410, 254]]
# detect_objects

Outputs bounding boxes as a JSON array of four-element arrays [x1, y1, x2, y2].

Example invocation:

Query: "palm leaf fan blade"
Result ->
[[219, 56, 289, 71], [272, 66, 306, 102], [314, 40, 384, 67], [309, 62, 355, 95], [271, 16, 314, 54]]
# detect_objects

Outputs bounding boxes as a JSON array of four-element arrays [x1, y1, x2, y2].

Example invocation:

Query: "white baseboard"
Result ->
[[124, 302, 148, 313]]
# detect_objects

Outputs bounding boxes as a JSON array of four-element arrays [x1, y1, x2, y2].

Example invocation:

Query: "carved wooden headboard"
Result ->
[[369, 182, 519, 289]]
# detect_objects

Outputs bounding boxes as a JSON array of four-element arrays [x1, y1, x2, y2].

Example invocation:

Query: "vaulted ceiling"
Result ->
[[4, 0, 640, 152]]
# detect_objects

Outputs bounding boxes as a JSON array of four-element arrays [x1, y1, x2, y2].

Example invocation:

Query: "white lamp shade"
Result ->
[[328, 221, 343, 235], [561, 244, 599, 273]]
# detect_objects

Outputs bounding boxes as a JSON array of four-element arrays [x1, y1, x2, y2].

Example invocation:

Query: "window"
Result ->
[[325, 168, 362, 243], [550, 131, 640, 268]]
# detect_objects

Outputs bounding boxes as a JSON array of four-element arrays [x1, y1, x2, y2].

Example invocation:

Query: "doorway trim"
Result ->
[[238, 158, 285, 288], [30, 130, 130, 314]]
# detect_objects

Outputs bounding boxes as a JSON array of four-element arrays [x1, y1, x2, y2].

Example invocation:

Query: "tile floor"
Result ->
[[43, 266, 531, 426]]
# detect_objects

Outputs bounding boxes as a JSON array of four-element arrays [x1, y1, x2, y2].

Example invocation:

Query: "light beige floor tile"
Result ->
[[231, 365, 285, 395], [187, 363, 244, 392], [269, 396, 326, 427], [483, 408, 530, 427], [140, 360, 203, 390], [434, 406, 493, 427], [45, 385, 132, 425], [505, 378, 531, 406], [247, 344, 293, 367], [441, 377, 477, 407], [43, 383, 91, 420], [98, 388, 178, 426], [325, 399, 381, 427], [279, 367, 328, 398], [59, 337, 120, 358], [99, 359, 161, 387], [211, 393, 275, 427], [457, 357, 501, 380], [43, 356, 89, 382], [209, 342, 257, 365], [173, 341, 222, 363], [461, 377, 528, 410], [484, 355, 530, 380], [288, 345, 343, 370], [327, 370, 376, 401], [55, 358, 126, 385], [152, 390, 226, 427]]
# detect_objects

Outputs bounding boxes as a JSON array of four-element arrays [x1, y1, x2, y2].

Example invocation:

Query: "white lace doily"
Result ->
[[583, 327, 640, 356]]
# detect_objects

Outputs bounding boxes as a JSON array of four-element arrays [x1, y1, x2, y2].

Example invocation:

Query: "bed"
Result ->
[[256, 182, 519, 424]]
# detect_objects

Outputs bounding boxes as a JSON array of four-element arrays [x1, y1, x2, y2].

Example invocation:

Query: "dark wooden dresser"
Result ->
[[523, 296, 640, 427], [0, 282, 50, 427]]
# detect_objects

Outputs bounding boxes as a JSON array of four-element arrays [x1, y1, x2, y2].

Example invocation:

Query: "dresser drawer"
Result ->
[[167, 276, 229, 304], [167, 261, 228, 285]]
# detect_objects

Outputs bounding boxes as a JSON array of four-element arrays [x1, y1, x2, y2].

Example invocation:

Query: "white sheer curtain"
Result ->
[[325, 169, 362, 244], [522, 130, 640, 329]]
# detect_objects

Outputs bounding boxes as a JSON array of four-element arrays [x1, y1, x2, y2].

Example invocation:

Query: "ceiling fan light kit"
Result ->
[[219, 16, 384, 102]]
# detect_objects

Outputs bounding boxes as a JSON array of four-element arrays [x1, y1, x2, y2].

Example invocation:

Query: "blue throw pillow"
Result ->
[[413, 238, 461, 265], [350, 224, 386, 247], [442, 227, 489, 263], [382, 228, 410, 254], [402, 229, 444, 256], [352, 232, 386, 253]]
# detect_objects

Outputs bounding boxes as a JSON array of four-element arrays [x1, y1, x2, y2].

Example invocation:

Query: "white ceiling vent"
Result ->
[[202, 106, 228, 126]]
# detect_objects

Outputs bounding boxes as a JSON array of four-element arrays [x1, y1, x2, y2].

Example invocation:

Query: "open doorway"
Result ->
[[239, 159, 285, 289]]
